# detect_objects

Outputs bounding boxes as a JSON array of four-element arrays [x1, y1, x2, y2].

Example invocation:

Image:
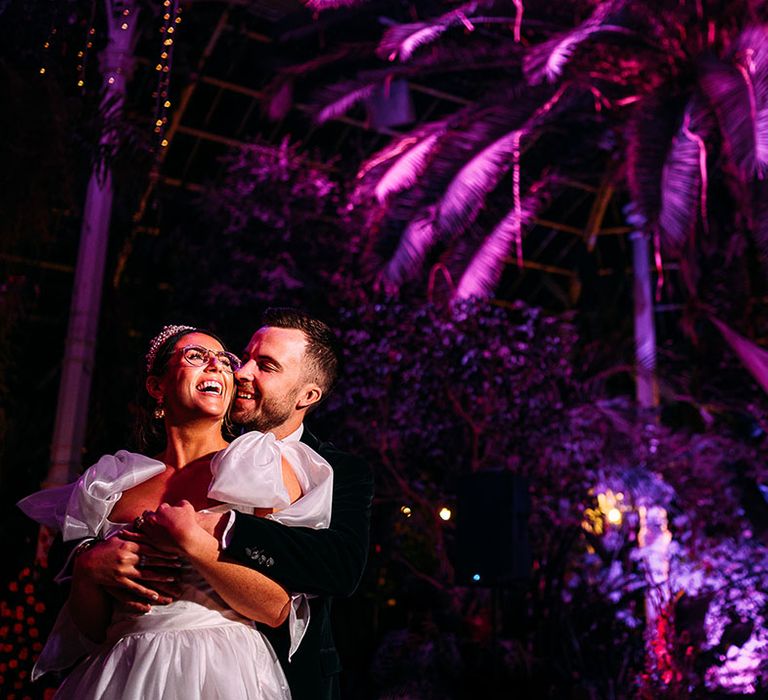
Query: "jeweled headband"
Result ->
[[145, 324, 197, 373]]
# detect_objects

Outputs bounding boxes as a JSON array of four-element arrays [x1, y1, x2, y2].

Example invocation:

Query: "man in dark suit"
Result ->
[[76, 309, 373, 700], [211, 308, 374, 700]]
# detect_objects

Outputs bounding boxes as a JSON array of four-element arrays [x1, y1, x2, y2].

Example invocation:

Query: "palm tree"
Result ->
[[274, 0, 768, 314], [262, 0, 768, 417]]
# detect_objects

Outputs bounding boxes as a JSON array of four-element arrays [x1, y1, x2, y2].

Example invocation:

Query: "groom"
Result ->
[[77, 308, 374, 700]]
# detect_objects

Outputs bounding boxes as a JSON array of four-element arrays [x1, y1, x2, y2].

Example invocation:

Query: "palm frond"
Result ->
[[437, 129, 522, 233], [373, 126, 447, 203], [733, 26, 768, 172], [367, 93, 538, 224], [523, 0, 632, 85], [377, 2, 479, 62], [381, 210, 438, 285], [659, 98, 715, 255], [699, 27, 768, 177], [454, 182, 550, 300], [525, 25, 600, 85], [436, 86, 565, 235], [314, 80, 379, 123]]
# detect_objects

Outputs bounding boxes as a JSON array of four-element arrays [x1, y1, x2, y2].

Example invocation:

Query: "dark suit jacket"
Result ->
[[224, 428, 374, 700]]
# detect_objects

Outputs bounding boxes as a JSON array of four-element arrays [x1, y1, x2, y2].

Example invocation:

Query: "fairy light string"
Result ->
[[153, 0, 182, 150], [76, 0, 98, 91], [38, 0, 180, 154], [39, 26, 57, 76]]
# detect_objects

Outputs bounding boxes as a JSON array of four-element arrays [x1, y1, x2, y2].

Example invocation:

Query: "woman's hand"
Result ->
[[125, 500, 215, 558], [75, 536, 181, 610]]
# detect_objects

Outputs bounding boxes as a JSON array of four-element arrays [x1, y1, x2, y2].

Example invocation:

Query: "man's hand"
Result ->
[[74, 535, 181, 607], [125, 501, 215, 558]]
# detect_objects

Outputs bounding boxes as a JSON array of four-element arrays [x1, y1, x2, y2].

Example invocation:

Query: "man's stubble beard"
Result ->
[[232, 389, 299, 433]]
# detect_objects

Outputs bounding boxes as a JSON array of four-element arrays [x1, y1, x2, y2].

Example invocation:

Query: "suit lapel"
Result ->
[[300, 427, 322, 451]]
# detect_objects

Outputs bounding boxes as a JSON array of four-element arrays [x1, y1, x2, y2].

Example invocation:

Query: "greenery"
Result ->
[[3, 0, 768, 697]]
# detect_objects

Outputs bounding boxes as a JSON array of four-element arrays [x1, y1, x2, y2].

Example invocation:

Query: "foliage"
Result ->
[[274, 0, 768, 311], [165, 137, 362, 335], [308, 294, 768, 696]]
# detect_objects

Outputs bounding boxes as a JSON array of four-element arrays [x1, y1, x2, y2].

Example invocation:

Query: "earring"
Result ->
[[153, 399, 165, 420]]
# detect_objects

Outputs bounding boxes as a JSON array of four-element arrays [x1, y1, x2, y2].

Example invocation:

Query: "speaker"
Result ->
[[455, 471, 531, 585]]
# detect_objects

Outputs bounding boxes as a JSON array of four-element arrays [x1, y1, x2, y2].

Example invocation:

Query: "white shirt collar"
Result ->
[[280, 423, 304, 442]]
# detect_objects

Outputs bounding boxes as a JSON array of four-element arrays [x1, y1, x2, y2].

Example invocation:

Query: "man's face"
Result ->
[[232, 326, 312, 434]]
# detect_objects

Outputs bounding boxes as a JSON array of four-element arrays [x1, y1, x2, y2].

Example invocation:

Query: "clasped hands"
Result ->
[[74, 502, 227, 614]]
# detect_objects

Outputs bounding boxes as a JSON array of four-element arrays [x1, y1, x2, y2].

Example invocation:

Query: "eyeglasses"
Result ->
[[180, 345, 241, 373]]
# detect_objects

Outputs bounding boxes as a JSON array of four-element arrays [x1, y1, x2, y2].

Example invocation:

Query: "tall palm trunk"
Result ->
[[630, 228, 676, 681], [46, 0, 139, 487], [630, 230, 659, 409]]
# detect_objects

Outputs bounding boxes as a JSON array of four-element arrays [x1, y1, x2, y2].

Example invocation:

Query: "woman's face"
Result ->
[[153, 332, 235, 421]]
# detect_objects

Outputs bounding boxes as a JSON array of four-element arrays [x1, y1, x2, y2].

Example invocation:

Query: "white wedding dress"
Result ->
[[18, 431, 334, 700]]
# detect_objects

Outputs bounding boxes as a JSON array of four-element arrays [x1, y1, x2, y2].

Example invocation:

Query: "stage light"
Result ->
[[472, 573, 481, 582], [607, 507, 622, 525], [438, 507, 452, 521], [400, 505, 412, 517]]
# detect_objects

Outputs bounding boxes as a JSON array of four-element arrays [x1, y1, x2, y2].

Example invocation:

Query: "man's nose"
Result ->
[[235, 359, 255, 381]]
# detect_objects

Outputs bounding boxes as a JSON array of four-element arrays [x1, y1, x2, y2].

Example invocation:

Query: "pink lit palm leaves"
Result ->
[[300, 0, 768, 301], [629, 24, 768, 284]]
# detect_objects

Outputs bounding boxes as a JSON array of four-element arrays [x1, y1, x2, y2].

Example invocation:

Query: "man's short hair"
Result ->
[[262, 308, 341, 396]]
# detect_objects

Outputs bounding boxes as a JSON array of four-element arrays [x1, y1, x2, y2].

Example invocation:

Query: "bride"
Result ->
[[19, 324, 333, 699]]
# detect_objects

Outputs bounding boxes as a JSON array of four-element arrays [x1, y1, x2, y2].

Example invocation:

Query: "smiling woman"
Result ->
[[134, 326, 236, 455], [18, 324, 335, 700]]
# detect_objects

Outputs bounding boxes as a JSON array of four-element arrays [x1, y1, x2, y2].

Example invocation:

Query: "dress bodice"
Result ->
[[18, 431, 334, 682]]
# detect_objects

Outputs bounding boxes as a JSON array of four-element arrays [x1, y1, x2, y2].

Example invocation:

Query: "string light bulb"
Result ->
[[152, 0, 181, 155]]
